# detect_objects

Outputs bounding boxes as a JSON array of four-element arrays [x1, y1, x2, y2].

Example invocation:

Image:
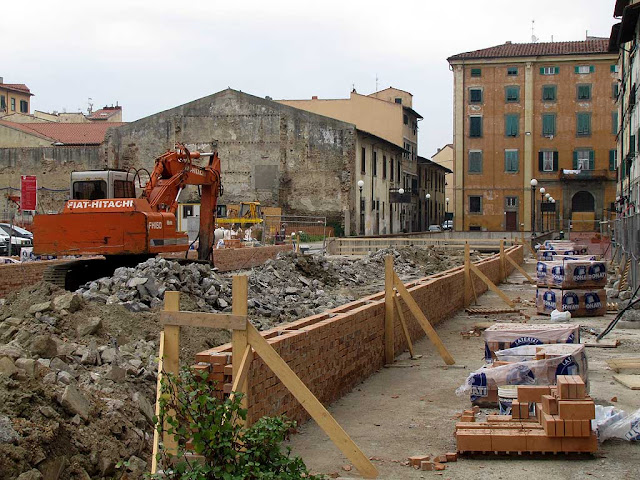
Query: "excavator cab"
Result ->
[[239, 201, 261, 220], [71, 170, 136, 200]]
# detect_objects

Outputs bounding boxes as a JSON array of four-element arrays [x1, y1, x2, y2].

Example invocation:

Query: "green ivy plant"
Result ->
[[151, 368, 325, 480]]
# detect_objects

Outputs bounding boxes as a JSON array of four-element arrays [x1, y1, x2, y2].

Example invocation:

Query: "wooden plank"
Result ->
[[393, 274, 455, 365], [499, 240, 506, 280], [607, 358, 640, 373], [614, 374, 640, 390], [150, 331, 165, 475], [469, 262, 516, 308], [583, 339, 619, 348], [465, 307, 520, 315], [384, 255, 395, 364], [393, 292, 415, 359], [464, 243, 472, 306], [246, 322, 378, 479], [160, 311, 247, 330], [505, 254, 534, 283], [232, 276, 249, 415], [162, 291, 180, 457], [228, 345, 253, 403]]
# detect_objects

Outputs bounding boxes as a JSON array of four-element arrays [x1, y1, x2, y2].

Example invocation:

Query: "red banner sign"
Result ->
[[20, 175, 37, 211]]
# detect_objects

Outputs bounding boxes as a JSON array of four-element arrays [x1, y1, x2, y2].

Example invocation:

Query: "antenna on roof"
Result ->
[[375, 73, 379, 92], [531, 19, 538, 43], [87, 97, 93, 115]]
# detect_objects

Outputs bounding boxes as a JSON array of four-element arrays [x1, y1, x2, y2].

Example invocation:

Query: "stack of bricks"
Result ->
[[457, 376, 597, 454], [193, 351, 234, 399]]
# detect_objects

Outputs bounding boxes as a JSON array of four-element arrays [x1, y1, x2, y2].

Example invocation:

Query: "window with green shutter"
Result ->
[[469, 196, 482, 213], [507, 67, 518, 76], [469, 116, 482, 137], [505, 86, 520, 102], [573, 149, 594, 170], [468, 150, 483, 173], [471, 68, 481, 77], [609, 149, 617, 171], [612, 112, 618, 135], [611, 64, 620, 73], [575, 65, 595, 74], [577, 84, 592, 100], [469, 88, 482, 103], [613, 83, 620, 99], [576, 113, 591, 136], [542, 114, 556, 136], [541, 66, 559, 75], [539, 151, 559, 172], [505, 114, 519, 137], [542, 85, 557, 101], [504, 149, 519, 172]]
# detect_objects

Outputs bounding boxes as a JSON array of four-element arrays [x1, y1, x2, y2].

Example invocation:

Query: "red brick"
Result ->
[[561, 433, 597, 453], [519, 402, 530, 419], [557, 400, 595, 420], [541, 395, 558, 415], [445, 452, 457, 462], [511, 401, 521, 419], [525, 429, 562, 453], [517, 386, 551, 403], [434, 463, 446, 471], [580, 420, 592, 437], [420, 461, 433, 471], [456, 429, 492, 452], [555, 416, 565, 437], [491, 429, 527, 453], [408, 455, 430, 467], [542, 413, 556, 436], [564, 419, 574, 437]]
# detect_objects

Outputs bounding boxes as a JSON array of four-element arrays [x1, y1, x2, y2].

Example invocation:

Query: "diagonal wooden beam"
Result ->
[[505, 254, 534, 283], [393, 274, 455, 365], [468, 262, 515, 308], [151, 331, 165, 475], [393, 291, 415, 359], [228, 345, 253, 403], [246, 322, 378, 478]]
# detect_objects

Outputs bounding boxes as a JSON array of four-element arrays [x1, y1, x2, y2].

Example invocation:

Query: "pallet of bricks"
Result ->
[[456, 375, 597, 454], [536, 240, 589, 261], [536, 244, 607, 317]]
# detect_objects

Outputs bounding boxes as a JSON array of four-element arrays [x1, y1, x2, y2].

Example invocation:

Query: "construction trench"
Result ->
[[0, 242, 638, 479]]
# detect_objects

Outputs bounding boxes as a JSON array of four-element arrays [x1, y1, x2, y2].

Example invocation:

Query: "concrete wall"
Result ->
[[0, 124, 52, 148], [450, 53, 617, 232], [104, 89, 355, 230], [0, 146, 102, 212], [196, 245, 524, 425]]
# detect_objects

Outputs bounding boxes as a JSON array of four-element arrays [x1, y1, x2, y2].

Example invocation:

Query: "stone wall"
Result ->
[[103, 89, 356, 229], [196, 245, 524, 425]]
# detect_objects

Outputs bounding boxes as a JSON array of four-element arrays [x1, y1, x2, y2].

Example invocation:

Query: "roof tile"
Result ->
[[448, 38, 610, 61], [0, 120, 125, 145]]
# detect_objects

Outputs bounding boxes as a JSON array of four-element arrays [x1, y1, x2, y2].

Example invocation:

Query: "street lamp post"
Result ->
[[530, 179, 538, 235], [539, 187, 546, 232], [357, 180, 364, 235], [398, 188, 405, 232], [425, 193, 431, 230]]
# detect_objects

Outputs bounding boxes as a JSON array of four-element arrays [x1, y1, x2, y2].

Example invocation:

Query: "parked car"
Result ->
[[0, 224, 33, 256], [442, 220, 453, 231], [428, 224, 442, 232]]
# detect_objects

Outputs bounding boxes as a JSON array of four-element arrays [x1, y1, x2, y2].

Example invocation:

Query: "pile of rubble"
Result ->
[[77, 248, 470, 330], [0, 246, 469, 479]]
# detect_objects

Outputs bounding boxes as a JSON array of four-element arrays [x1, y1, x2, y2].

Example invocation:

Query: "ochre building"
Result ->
[[448, 38, 618, 232]]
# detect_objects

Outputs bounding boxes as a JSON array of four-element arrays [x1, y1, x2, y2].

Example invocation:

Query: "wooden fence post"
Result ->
[[384, 255, 395, 364], [232, 276, 250, 418]]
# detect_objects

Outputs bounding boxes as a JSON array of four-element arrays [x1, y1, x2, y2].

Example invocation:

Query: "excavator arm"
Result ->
[[142, 143, 222, 261]]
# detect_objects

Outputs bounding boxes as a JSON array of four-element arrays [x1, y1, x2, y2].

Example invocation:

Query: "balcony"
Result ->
[[559, 169, 611, 181]]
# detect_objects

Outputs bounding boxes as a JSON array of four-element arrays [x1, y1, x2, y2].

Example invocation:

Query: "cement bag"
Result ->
[[484, 323, 580, 362], [594, 405, 640, 442], [459, 344, 587, 406]]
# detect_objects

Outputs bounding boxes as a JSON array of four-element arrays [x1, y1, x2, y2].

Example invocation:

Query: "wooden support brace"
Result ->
[[464, 243, 478, 306], [499, 240, 506, 280], [232, 276, 250, 415], [392, 291, 415, 359], [160, 311, 247, 330], [246, 322, 379, 478], [393, 274, 455, 365], [151, 331, 165, 475], [384, 255, 395, 364], [505, 254, 534, 283], [468, 263, 515, 308], [161, 292, 180, 459], [229, 345, 253, 403]]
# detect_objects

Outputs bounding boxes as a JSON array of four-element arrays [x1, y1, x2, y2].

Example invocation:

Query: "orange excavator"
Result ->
[[32, 143, 222, 290]]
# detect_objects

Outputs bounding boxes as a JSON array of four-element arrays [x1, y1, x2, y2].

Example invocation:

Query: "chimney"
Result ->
[[505, 41, 512, 44], [0, 77, 3, 84], [312, 95, 318, 100]]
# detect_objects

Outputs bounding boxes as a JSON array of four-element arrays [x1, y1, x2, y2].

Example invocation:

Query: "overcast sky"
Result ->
[[3, 0, 618, 157]]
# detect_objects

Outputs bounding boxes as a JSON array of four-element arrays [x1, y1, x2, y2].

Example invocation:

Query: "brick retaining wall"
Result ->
[[0, 260, 66, 297], [196, 246, 524, 425]]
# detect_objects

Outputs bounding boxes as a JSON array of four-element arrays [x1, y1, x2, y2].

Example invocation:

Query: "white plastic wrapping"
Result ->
[[594, 404, 640, 442], [484, 323, 580, 362]]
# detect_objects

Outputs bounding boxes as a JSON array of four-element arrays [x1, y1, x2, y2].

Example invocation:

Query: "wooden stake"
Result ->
[[393, 274, 455, 365], [246, 322, 379, 478], [468, 263, 515, 308], [232, 276, 249, 416], [384, 255, 394, 364], [505, 254, 534, 283], [464, 243, 471, 306], [151, 331, 166, 475], [499, 240, 506, 280], [393, 291, 415, 359], [162, 291, 181, 457]]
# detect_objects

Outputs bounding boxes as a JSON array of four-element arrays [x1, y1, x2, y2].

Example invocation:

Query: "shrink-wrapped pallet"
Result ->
[[536, 287, 606, 317]]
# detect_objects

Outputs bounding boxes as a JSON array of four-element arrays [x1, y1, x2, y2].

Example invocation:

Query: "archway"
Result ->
[[571, 191, 595, 212], [571, 191, 595, 232]]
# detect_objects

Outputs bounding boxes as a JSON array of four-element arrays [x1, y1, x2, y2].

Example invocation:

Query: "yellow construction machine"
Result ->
[[216, 201, 263, 226]]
